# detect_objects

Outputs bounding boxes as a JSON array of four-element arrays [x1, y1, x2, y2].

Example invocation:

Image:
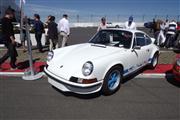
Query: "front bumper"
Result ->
[[44, 66, 103, 94]]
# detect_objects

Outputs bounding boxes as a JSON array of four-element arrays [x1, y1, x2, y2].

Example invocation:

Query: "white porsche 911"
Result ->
[[44, 28, 159, 95]]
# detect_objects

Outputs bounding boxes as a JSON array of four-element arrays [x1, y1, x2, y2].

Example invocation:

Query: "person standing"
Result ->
[[44, 15, 51, 45], [157, 20, 166, 46], [165, 20, 177, 49], [0, 9, 18, 69], [97, 17, 107, 31], [33, 14, 44, 52], [57, 14, 70, 48], [21, 16, 28, 52], [47, 16, 58, 51], [164, 19, 169, 34], [124, 16, 136, 30]]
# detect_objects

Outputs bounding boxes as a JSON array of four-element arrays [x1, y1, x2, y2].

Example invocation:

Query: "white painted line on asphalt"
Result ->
[[160, 50, 173, 53], [135, 73, 173, 79], [0, 72, 24, 77], [136, 73, 166, 78], [0, 72, 173, 79], [0, 72, 45, 77]]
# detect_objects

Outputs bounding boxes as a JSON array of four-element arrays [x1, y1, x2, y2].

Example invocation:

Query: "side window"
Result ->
[[110, 31, 132, 49], [145, 35, 152, 45], [135, 33, 146, 47]]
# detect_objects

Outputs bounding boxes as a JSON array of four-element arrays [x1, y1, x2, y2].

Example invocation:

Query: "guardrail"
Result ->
[[70, 22, 144, 28]]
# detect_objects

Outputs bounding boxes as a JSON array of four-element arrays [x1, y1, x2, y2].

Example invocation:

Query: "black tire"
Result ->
[[149, 53, 159, 69], [102, 66, 122, 95]]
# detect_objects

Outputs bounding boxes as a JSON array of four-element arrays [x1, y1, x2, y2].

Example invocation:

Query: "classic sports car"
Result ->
[[172, 54, 180, 81], [44, 29, 159, 95]]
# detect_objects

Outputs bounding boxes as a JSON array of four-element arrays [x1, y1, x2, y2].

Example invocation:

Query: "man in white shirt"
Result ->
[[57, 14, 70, 48], [124, 16, 136, 30]]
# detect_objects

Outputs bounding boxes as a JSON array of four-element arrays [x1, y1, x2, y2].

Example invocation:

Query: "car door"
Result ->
[[111, 30, 140, 76], [144, 34, 154, 63], [133, 32, 151, 69]]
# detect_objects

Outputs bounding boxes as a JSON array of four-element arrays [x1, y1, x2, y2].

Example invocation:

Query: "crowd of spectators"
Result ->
[[0, 8, 180, 69], [146, 18, 180, 49]]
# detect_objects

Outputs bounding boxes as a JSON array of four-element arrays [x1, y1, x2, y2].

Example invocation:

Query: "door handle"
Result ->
[[146, 49, 150, 52]]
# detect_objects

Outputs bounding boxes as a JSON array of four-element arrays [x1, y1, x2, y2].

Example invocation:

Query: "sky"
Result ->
[[15, 0, 180, 22]]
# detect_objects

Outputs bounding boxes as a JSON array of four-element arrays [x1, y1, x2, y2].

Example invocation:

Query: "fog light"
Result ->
[[77, 78, 97, 84]]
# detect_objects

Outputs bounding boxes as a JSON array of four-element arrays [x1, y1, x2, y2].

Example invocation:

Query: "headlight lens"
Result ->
[[47, 51, 54, 62], [176, 59, 180, 66], [82, 61, 93, 76]]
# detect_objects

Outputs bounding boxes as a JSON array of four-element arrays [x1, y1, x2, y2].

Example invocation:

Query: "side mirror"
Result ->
[[151, 37, 156, 44], [131, 46, 141, 52]]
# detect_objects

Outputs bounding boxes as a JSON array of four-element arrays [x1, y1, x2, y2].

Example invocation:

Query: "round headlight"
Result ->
[[47, 51, 54, 62], [176, 59, 180, 66], [82, 61, 94, 76]]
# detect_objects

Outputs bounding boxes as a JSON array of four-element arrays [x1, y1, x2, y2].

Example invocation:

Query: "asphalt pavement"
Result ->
[[0, 76, 179, 120]]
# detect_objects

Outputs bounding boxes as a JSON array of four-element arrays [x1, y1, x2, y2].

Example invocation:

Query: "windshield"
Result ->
[[89, 30, 133, 49]]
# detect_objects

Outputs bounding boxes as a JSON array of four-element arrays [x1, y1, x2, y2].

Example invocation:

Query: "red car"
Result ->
[[172, 54, 180, 81]]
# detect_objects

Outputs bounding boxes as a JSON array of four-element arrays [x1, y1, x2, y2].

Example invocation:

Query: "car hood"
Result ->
[[47, 43, 126, 78], [53, 43, 125, 63]]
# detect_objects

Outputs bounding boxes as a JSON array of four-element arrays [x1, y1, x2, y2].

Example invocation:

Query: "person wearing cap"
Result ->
[[97, 17, 107, 31], [124, 16, 136, 30], [57, 14, 70, 48]]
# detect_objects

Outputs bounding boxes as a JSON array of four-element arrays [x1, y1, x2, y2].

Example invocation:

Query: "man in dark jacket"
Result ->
[[47, 16, 58, 51], [33, 14, 44, 52], [0, 9, 18, 69]]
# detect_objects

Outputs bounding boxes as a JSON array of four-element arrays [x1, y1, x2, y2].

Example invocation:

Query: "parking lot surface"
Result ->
[[0, 76, 179, 120]]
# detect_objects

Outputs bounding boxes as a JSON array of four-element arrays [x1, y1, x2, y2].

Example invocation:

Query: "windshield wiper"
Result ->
[[91, 43, 106, 48]]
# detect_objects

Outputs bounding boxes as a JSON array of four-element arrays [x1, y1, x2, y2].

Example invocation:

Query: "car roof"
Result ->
[[103, 28, 144, 34]]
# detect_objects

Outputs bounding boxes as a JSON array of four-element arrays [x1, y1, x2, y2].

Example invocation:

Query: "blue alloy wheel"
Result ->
[[108, 70, 121, 91], [102, 66, 122, 95]]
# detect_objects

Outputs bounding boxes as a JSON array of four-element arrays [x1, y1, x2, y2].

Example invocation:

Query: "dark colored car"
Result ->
[[172, 54, 180, 81], [144, 22, 154, 28]]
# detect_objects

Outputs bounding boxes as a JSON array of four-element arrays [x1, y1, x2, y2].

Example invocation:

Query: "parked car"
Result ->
[[44, 28, 159, 95], [144, 22, 154, 28], [172, 54, 180, 81]]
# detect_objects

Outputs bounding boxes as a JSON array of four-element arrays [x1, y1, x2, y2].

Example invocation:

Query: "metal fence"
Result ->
[[67, 14, 180, 23]]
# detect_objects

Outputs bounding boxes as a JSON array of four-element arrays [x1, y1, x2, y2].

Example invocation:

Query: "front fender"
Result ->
[[103, 62, 124, 78], [93, 60, 124, 81], [150, 46, 160, 62]]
